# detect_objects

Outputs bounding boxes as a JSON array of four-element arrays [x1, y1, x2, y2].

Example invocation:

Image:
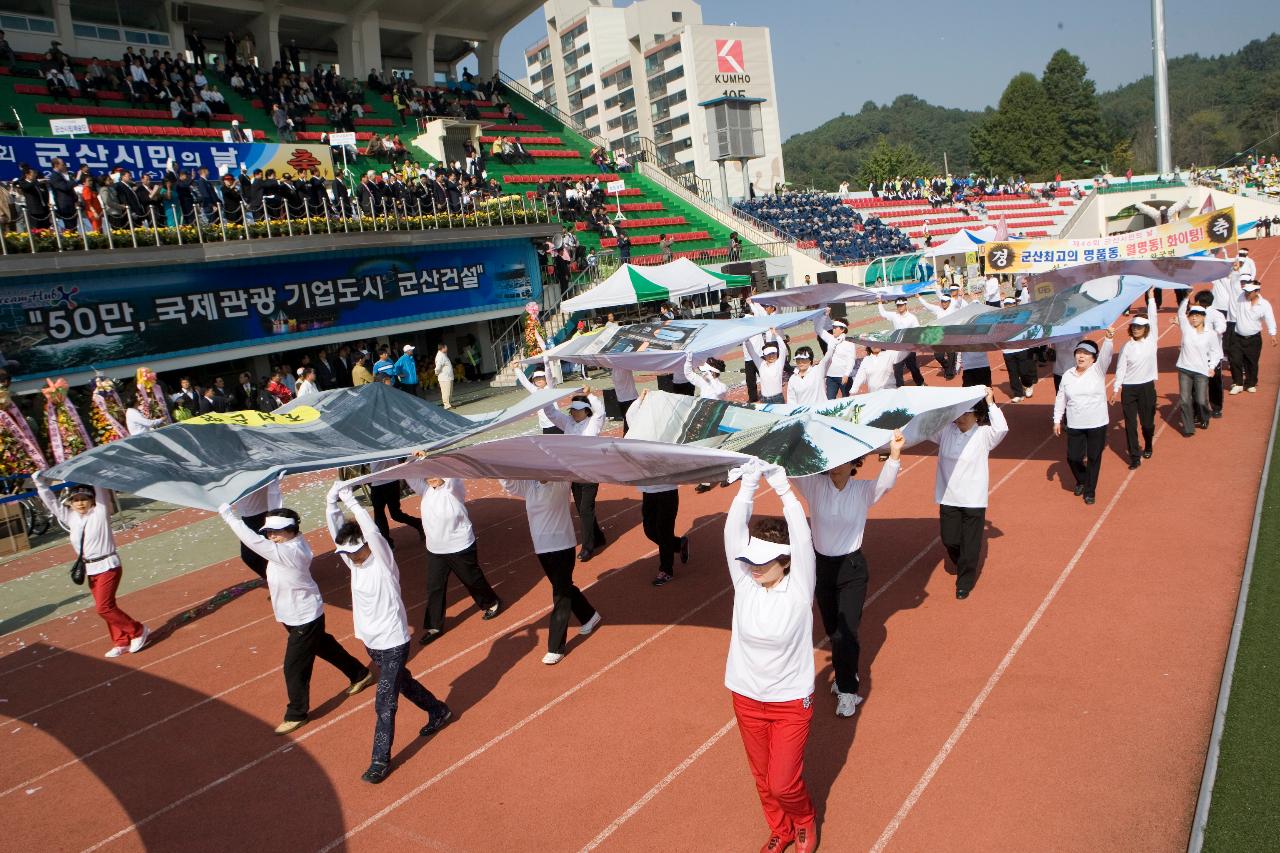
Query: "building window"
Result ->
[[672, 11, 682, 22]]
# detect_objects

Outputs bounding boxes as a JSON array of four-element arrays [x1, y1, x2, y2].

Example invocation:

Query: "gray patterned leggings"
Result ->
[[367, 641, 446, 764]]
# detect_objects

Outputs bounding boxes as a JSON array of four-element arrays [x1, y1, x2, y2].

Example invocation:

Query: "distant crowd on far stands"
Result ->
[[842, 174, 1080, 207], [735, 192, 915, 264], [1190, 154, 1280, 201]]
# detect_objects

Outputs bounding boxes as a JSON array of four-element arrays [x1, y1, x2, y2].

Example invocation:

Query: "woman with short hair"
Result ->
[[1052, 331, 1115, 505], [1109, 291, 1159, 467]]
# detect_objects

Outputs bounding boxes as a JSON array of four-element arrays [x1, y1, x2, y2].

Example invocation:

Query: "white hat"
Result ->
[[1002, 296, 1017, 305], [1075, 340, 1099, 356], [762, 343, 779, 355], [258, 514, 297, 533], [736, 536, 791, 566], [794, 350, 813, 361], [894, 297, 908, 305], [1239, 248, 1250, 255], [1188, 305, 1207, 315], [531, 369, 547, 379], [403, 344, 415, 352], [940, 293, 952, 301], [1242, 283, 1261, 293], [569, 400, 592, 411], [1131, 316, 1151, 327], [296, 367, 306, 376], [698, 363, 721, 375], [831, 319, 848, 329], [334, 537, 366, 555], [231, 119, 239, 125]]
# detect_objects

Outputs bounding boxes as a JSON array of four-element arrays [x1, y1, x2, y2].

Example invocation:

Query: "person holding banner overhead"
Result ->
[[1053, 331, 1115, 505], [786, 346, 833, 406], [816, 312, 860, 399], [745, 332, 787, 404], [1175, 297, 1223, 435], [541, 388, 608, 561], [877, 296, 925, 386], [1110, 290, 1159, 468]]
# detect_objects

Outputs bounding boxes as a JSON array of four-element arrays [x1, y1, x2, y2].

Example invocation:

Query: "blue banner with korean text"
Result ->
[[0, 239, 539, 382], [0, 135, 335, 180]]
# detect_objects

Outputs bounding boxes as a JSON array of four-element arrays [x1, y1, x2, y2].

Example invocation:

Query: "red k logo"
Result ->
[[716, 39, 744, 74]]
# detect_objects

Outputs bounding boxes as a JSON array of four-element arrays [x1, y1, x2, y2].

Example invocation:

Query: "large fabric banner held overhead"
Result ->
[[980, 208, 1236, 274], [1018, 257, 1231, 300], [763, 386, 987, 447], [747, 281, 933, 310], [44, 383, 567, 510], [528, 312, 824, 373]]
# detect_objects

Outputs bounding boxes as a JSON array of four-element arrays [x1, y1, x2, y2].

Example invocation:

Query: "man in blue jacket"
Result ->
[[394, 345, 419, 396]]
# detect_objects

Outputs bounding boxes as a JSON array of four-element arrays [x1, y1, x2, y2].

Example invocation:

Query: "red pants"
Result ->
[[88, 567, 143, 648], [732, 691, 816, 838]]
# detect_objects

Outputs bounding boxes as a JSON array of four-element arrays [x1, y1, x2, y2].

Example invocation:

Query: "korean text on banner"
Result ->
[[606, 179, 626, 194], [49, 118, 90, 136], [328, 132, 357, 147], [981, 208, 1237, 274]]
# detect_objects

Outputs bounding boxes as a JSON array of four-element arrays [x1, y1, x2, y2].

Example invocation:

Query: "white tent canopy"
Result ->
[[560, 258, 746, 313], [925, 227, 996, 258]]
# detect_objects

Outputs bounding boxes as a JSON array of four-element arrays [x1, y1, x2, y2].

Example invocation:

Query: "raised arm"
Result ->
[[876, 300, 893, 321], [33, 473, 72, 527], [765, 465, 815, 596], [1145, 291, 1157, 326], [1093, 335, 1115, 374], [683, 352, 708, 391], [985, 394, 1010, 448], [337, 486, 394, 568], [217, 503, 290, 563], [724, 461, 760, 586], [743, 336, 764, 371], [540, 400, 574, 432]]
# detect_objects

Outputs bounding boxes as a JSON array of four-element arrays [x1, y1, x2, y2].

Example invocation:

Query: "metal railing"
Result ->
[[1, 193, 555, 255]]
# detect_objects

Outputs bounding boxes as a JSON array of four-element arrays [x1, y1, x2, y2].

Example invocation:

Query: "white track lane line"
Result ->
[[575, 432, 1055, 851], [80, 513, 727, 853]]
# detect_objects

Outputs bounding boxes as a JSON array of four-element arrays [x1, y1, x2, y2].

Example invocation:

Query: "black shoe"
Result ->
[[482, 598, 503, 620], [1212, 410, 1223, 418], [420, 705, 452, 737], [695, 483, 714, 493], [361, 761, 391, 784], [1073, 484, 1085, 496], [419, 628, 441, 646], [956, 588, 970, 600], [578, 548, 594, 562], [679, 536, 690, 565], [1197, 420, 1210, 430], [1083, 494, 1096, 505], [1142, 448, 1153, 459], [1128, 458, 1140, 470]]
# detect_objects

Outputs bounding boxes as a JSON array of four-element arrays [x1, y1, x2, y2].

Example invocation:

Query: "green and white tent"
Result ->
[[560, 258, 750, 312]]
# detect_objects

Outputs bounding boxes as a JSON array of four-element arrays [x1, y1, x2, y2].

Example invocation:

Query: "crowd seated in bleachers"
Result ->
[[735, 192, 914, 263], [863, 174, 1073, 207]]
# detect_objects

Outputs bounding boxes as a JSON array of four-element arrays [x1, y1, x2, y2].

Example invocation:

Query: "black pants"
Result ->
[[536, 548, 596, 653], [240, 512, 268, 578], [370, 482, 424, 542], [367, 641, 445, 765], [281, 613, 368, 721], [1120, 381, 1156, 460], [1236, 333, 1262, 389], [815, 550, 869, 694], [424, 545, 498, 631], [962, 366, 992, 387], [618, 398, 634, 435], [641, 490, 681, 573], [893, 351, 925, 386], [542, 425, 564, 435], [1223, 323, 1240, 386], [939, 505, 985, 593], [745, 360, 760, 402], [570, 482, 605, 551], [1066, 425, 1106, 499], [934, 349, 957, 379], [1002, 350, 1038, 397], [397, 381, 419, 397], [1208, 366, 1224, 414]]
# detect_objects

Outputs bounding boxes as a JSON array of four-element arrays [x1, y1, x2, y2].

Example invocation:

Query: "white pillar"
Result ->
[[52, 0, 77, 55], [335, 24, 356, 77], [248, 6, 281, 68], [475, 37, 501, 80], [355, 11, 382, 77], [411, 31, 436, 85]]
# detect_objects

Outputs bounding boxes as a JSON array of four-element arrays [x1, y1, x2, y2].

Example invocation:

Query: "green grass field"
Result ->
[[1202, 397, 1280, 852]]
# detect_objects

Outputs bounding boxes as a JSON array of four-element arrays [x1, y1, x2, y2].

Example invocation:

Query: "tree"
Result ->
[[969, 73, 1064, 180], [857, 138, 931, 185], [1041, 49, 1110, 171]]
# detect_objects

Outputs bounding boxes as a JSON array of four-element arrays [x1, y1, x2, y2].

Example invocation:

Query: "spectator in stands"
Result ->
[[187, 28, 206, 68], [0, 30, 15, 66], [659, 233, 674, 262], [191, 96, 213, 126], [43, 66, 71, 103]]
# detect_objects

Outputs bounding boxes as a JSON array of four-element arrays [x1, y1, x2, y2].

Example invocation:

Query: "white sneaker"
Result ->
[[1247, 387, 1258, 393], [1025, 386, 1035, 398], [541, 652, 564, 665], [1230, 385, 1244, 395], [578, 612, 602, 636], [830, 680, 839, 696], [1011, 396, 1024, 403], [835, 692, 863, 718], [105, 646, 128, 658], [129, 625, 150, 654]]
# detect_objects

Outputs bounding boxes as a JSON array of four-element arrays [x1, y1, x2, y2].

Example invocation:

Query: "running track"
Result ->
[[2, 238, 1276, 852]]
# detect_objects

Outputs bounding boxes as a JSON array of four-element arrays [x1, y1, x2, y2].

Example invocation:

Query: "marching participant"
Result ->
[[1109, 290, 1159, 467], [999, 297, 1038, 402], [1175, 297, 1224, 435], [515, 330, 560, 434], [724, 458, 819, 853], [745, 332, 788, 404], [499, 477, 601, 664], [683, 352, 728, 400], [959, 349, 992, 387], [1194, 290, 1229, 418], [542, 388, 608, 561], [918, 291, 960, 379], [1052, 331, 1115, 505], [1231, 281, 1277, 394], [638, 480, 689, 587], [786, 346, 833, 406], [930, 388, 1008, 598], [34, 474, 149, 657], [848, 344, 906, 394], [612, 367, 639, 434], [877, 296, 925, 385], [217, 500, 373, 734], [405, 474, 502, 645], [231, 479, 282, 578], [816, 312, 860, 398], [791, 431, 904, 717], [324, 484, 451, 784]]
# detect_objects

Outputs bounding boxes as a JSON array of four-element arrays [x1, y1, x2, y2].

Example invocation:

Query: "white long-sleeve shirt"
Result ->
[[325, 491, 410, 650], [542, 392, 605, 436], [1234, 294, 1277, 337], [723, 477, 816, 703], [219, 505, 323, 626], [36, 482, 120, 575], [745, 337, 786, 399], [849, 349, 905, 393], [611, 368, 638, 403], [294, 379, 320, 398], [1112, 297, 1159, 390], [931, 403, 1008, 508], [499, 479, 577, 554], [515, 333, 557, 430], [434, 351, 453, 383], [1053, 338, 1114, 429], [683, 355, 728, 400], [1211, 272, 1241, 322], [791, 459, 899, 556], [125, 407, 165, 435], [787, 363, 830, 406], [232, 479, 283, 517], [878, 304, 920, 330], [983, 276, 1002, 303], [919, 296, 960, 320], [406, 477, 474, 554], [1237, 255, 1257, 280], [816, 318, 860, 379], [1176, 302, 1225, 377]]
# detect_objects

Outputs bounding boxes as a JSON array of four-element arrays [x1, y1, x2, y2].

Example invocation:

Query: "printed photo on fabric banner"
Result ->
[[0, 135, 337, 181], [764, 386, 987, 448], [0, 240, 539, 382], [45, 383, 568, 511], [981, 208, 1236, 274], [747, 281, 931, 309]]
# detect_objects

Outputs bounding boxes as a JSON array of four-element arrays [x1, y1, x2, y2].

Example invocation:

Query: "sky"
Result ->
[[498, 0, 1272, 140]]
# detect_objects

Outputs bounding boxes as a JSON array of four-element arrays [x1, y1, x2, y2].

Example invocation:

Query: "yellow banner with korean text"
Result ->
[[982, 208, 1236, 274], [183, 407, 321, 427]]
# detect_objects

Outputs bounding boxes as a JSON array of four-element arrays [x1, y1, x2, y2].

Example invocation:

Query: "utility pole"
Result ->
[[1151, 0, 1173, 175]]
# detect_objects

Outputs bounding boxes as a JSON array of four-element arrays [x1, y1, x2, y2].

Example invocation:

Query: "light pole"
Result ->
[[1151, 0, 1173, 175]]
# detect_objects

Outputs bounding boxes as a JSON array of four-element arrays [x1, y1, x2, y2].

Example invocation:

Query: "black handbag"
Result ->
[[70, 529, 86, 585]]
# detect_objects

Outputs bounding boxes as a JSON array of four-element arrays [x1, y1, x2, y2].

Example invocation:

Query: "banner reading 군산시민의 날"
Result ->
[[981, 207, 1236, 274]]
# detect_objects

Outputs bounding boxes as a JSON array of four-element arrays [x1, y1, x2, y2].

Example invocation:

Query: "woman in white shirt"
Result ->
[[542, 389, 608, 560], [1109, 291, 1158, 468], [1175, 299, 1224, 436], [406, 475, 501, 644], [1052, 331, 1115, 505], [816, 314, 860, 398], [34, 476, 148, 657], [849, 345, 906, 394], [499, 478, 600, 664], [724, 458, 818, 853], [878, 297, 925, 386], [683, 353, 728, 400], [1231, 281, 1277, 393], [786, 346, 833, 406], [325, 484, 451, 784], [745, 335, 787, 404], [791, 432, 903, 717], [125, 397, 166, 435], [218, 501, 372, 733], [930, 388, 1008, 598]]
